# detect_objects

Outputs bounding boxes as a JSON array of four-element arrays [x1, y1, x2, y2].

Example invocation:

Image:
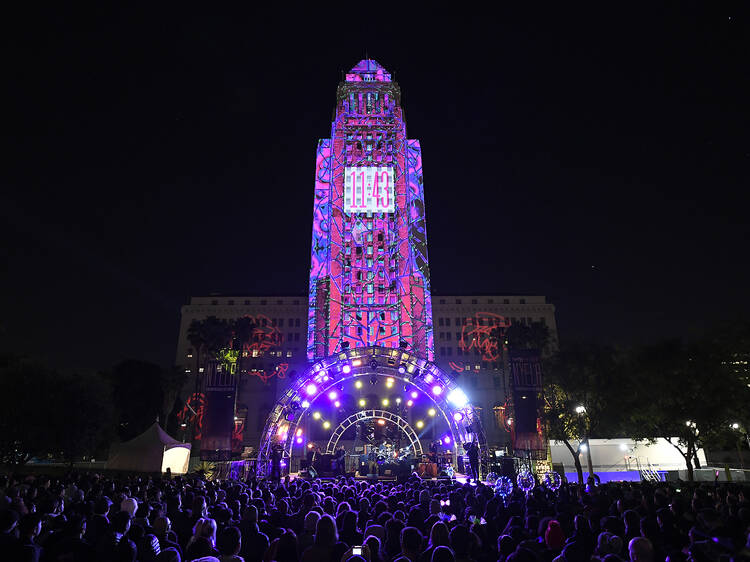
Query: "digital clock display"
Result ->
[[344, 166, 395, 213]]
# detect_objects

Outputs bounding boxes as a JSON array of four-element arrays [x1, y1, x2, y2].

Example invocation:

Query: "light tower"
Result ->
[[307, 60, 433, 362]]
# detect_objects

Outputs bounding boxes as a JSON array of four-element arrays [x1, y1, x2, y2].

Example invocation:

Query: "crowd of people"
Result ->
[[0, 470, 748, 562]]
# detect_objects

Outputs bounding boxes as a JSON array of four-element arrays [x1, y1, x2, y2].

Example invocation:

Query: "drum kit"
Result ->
[[375, 442, 412, 463]]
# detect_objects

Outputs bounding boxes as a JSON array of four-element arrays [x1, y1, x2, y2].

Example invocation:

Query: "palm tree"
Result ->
[[232, 316, 257, 376]]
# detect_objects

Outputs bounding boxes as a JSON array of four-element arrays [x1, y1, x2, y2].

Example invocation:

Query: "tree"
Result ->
[[110, 360, 168, 441], [542, 344, 628, 483], [627, 339, 750, 481], [231, 316, 257, 376], [47, 371, 114, 464], [0, 355, 114, 464], [505, 321, 554, 355]]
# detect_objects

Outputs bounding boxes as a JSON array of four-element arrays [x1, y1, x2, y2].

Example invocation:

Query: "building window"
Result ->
[[244, 300, 251, 305], [488, 299, 494, 304], [445, 318, 451, 327], [519, 298, 526, 304], [446, 332, 451, 341], [278, 319, 284, 327], [447, 348, 453, 356], [295, 319, 301, 327], [471, 299, 477, 304], [438, 318, 444, 327], [286, 350, 293, 357], [440, 347, 446, 355], [539, 317, 546, 326], [260, 300, 267, 305], [503, 299, 510, 304], [439, 299, 446, 304], [294, 333, 300, 341], [455, 299, 462, 304], [211, 300, 218, 305], [293, 299, 300, 305], [228, 299, 234, 305]]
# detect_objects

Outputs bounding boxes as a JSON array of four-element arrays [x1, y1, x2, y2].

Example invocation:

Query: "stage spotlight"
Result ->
[[296, 428, 303, 437], [301, 400, 310, 409], [319, 370, 328, 379], [342, 364, 351, 374], [453, 412, 464, 422], [410, 391, 418, 399], [398, 363, 407, 374], [395, 397, 402, 404], [334, 401, 341, 408], [424, 373, 434, 383], [352, 359, 362, 367], [416, 420, 424, 429], [382, 398, 389, 406], [328, 390, 338, 400], [406, 399, 413, 407], [305, 383, 318, 396], [443, 436, 451, 444], [359, 399, 366, 407], [307, 443, 314, 449], [377, 419, 386, 425], [312, 412, 321, 420], [355, 380, 363, 389], [323, 421, 331, 429], [296, 437, 303, 444], [432, 385, 443, 396], [428, 408, 436, 417], [386, 377, 394, 388], [447, 388, 469, 408]]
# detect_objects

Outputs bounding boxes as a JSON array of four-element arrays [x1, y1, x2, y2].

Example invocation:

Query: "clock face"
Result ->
[[344, 166, 395, 213]]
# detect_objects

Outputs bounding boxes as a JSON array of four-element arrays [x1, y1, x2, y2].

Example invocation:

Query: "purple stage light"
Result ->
[[432, 385, 442, 396], [328, 390, 338, 400], [398, 363, 407, 374], [342, 364, 351, 374], [424, 374, 434, 383], [443, 436, 451, 445], [296, 437, 303, 444], [305, 383, 317, 395], [410, 391, 418, 399], [453, 412, 464, 422]]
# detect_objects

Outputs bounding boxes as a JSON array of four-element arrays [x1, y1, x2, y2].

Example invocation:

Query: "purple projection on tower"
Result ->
[[307, 59, 433, 361]]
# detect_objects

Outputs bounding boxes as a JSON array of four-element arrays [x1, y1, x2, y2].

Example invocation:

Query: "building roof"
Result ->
[[346, 59, 392, 82]]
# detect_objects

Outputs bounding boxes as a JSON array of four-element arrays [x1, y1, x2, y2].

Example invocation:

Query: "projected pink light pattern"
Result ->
[[307, 59, 433, 362]]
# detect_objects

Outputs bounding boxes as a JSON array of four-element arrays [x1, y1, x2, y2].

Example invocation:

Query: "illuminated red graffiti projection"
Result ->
[[458, 312, 507, 361], [232, 417, 245, 451], [239, 315, 283, 354], [247, 363, 289, 385], [448, 361, 465, 373], [177, 392, 206, 439]]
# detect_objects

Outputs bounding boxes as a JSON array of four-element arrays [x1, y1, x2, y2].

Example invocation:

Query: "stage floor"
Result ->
[[288, 472, 477, 484]]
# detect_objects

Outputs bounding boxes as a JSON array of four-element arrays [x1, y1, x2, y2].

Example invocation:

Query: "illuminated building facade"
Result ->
[[307, 60, 433, 362]]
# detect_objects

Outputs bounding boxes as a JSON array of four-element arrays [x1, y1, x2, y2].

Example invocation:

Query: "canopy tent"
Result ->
[[106, 423, 191, 474]]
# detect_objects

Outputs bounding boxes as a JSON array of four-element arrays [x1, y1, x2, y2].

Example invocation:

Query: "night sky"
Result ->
[[3, 6, 748, 370]]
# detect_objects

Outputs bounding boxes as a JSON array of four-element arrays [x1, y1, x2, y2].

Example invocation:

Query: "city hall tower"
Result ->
[[307, 60, 433, 361]]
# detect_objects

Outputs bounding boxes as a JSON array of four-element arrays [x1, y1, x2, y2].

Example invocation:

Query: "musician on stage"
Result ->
[[335, 445, 346, 475], [467, 441, 480, 482]]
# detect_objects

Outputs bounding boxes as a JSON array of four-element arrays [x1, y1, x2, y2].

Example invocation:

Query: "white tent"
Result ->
[[106, 423, 191, 474]]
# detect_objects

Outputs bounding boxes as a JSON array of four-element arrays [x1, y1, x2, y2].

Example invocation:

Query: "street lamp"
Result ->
[[575, 405, 586, 414]]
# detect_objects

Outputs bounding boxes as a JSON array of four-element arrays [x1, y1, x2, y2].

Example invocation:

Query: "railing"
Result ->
[[635, 457, 661, 482]]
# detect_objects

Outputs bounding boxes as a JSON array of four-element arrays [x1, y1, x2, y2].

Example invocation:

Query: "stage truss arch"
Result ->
[[324, 409, 424, 457], [256, 345, 488, 478]]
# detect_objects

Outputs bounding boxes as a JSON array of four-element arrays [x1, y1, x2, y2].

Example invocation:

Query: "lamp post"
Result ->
[[576, 405, 595, 479]]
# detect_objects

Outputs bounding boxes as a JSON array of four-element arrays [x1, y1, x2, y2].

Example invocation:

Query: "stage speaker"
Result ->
[[512, 391, 539, 434], [200, 389, 235, 461], [501, 457, 516, 480]]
